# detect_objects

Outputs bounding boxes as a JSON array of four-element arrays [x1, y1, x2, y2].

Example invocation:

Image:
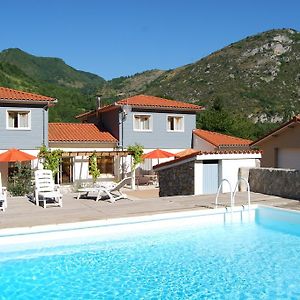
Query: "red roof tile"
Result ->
[[193, 129, 252, 147], [75, 94, 203, 120], [116, 95, 203, 111], [154, 149, 262, 170], [0, 87, 55, 102], [48, 123, 117, 143]]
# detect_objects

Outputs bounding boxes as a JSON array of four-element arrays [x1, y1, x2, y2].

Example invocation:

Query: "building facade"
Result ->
[[251, 115, 300, 169], [0, 87, 56, 184]]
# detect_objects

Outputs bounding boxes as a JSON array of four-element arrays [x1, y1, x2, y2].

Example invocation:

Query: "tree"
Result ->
[[127, 144, 144, 169], [127, 144, 144, 189], [38, 145, 63, 178], [88, 152, 100, 184]]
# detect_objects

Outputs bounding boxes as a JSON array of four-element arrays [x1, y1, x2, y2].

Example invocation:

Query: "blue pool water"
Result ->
[[1, 208, 300, 299]]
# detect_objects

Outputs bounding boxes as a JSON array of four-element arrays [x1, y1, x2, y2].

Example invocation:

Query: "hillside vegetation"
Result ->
[[0, 29, 299, 138], [107, 28, 300, 122], [0, 48, 105, 121]]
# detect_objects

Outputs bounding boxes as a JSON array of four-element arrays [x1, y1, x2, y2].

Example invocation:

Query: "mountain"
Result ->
[[0, 48, 105, 90], [1, 28, 300, 125], [101, 28, 300, 122], [0, 48, 106, 122]]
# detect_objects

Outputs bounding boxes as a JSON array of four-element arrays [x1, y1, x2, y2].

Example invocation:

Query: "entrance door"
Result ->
[[277, 148, 300, 170], [203, 160, 219, 194], [61, 157, 73, 184]]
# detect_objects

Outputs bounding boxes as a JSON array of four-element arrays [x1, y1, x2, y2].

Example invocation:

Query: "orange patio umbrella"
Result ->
[[175, 148, 199, 158], [0, 148, 37, 162], [142, 149, 174, 165], [142, 149, 174, 159]]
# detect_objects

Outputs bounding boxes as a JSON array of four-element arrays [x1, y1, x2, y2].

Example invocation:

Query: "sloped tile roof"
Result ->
[[116, 95, 203, 111], [193, 129, 252, 147], [48, 123, 117, 143], [0, 87, 55, 102], [75, 94, 204, 120], [153, 149, 262, 170]]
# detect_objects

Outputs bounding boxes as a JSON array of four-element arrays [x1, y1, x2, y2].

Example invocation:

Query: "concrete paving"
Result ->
[[0, 186, 299, 229]]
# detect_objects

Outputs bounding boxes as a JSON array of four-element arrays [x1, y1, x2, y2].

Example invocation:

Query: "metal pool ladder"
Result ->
[[215, 178, 251, 210], [233, 177, 251, 210], [215, 179, 233, 209]]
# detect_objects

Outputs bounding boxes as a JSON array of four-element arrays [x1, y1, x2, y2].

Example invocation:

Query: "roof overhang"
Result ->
[[61, 150, 132, 157], [154, 150, 262, 172], [0, 98, 57, 107], [251, 117, 300, 146]]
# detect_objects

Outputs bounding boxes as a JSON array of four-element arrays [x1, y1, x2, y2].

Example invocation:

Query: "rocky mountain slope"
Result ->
[[1, 28, 300, 124], [102, 28, 300, 121]]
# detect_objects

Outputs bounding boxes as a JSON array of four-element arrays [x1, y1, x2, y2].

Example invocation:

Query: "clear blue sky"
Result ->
[[1, 0, 299, 80]]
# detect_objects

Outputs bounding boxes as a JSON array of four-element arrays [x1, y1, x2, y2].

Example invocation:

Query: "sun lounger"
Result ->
[[77, 177, 131, 203]]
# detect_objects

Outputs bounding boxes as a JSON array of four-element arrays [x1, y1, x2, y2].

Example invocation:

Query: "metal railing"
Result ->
[[233, 177, 251, 209], [215, 179, 233, 209]]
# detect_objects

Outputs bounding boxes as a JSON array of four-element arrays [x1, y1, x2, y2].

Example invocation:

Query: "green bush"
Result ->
[[7, 163, 33, 196]]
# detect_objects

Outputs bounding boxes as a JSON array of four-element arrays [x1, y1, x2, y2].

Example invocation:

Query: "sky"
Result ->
[[1, 0, 300, 80]]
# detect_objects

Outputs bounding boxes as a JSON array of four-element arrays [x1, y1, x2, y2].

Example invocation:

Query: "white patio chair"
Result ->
[[0, 172, 7, 212], [34, 170, 62, 208], [77, 177, 131, 203], [98, 177, 131, 202]]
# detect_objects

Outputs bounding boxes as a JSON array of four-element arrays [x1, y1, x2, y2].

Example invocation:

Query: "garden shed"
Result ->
[[154, 150, 261, 197]]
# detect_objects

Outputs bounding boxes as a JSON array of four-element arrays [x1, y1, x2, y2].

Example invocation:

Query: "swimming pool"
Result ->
[[1, 206, 300, 299]]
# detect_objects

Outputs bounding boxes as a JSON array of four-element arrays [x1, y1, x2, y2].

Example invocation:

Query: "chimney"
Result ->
[[96, 94, 102, 109]]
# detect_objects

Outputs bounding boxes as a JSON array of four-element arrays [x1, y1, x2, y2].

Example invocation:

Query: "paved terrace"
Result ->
[[0, 186, 300, 229]]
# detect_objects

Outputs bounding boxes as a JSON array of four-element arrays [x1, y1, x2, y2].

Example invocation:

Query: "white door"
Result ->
[[203, 160, 219, 194], [278, 148, 300, 170]]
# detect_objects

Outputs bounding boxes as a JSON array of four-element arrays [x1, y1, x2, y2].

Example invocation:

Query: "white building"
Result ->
[[154, 150, 261, 196]]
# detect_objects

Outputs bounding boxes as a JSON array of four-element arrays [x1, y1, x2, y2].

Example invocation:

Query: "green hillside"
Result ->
[[0, 29, 299, 138], [142, 29, 300, 121], [100, 29, 300, 121], [0, 49, 105, 122]]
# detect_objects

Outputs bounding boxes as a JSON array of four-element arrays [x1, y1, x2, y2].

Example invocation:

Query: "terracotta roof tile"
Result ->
[[116, 95, 203, 111], [76, 94, 204, 119], [154, 149, 262, 170], [48, 123, 117, 143], [0, 87, 55, 102], [193, 129, 252, 147]]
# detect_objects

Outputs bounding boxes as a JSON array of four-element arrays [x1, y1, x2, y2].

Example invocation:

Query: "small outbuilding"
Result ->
[[251, 115, 300, 169], [154, 150, 261, 197]]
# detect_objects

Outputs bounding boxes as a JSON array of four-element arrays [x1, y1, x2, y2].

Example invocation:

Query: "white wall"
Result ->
[[220, 159, 257, 193], [193, 134, 215, 151], [194, 161, 203, 195]]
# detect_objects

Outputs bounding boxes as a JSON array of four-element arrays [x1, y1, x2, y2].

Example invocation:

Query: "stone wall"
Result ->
[[158, 161, 194, 197], [249, 167, 300, 199]]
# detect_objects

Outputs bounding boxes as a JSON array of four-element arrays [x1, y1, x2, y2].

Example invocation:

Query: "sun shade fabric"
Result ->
[[0, 148, 37, 162], [142, 149, 174, 159], [175, 148, 199, 158]]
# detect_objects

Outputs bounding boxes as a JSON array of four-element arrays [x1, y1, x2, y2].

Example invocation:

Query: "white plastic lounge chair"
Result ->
[[0, 172, 7, 212], [99, 177, 131, 202], [77, 177, 131, 203], [34, 170, 63, 208]]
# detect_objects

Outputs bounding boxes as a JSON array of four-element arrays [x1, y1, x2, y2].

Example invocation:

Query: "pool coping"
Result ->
[[0, 204, 258, 237]]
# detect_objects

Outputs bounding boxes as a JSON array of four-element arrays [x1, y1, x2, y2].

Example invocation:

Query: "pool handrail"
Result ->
[[215, 179, 233, 209], [233, 177, 251, 209]]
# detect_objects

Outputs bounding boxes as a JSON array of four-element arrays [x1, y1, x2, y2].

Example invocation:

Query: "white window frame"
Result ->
[[166, 115, 184, 132], [133, 113, 153, 132], [6, 110, 31, 130]]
